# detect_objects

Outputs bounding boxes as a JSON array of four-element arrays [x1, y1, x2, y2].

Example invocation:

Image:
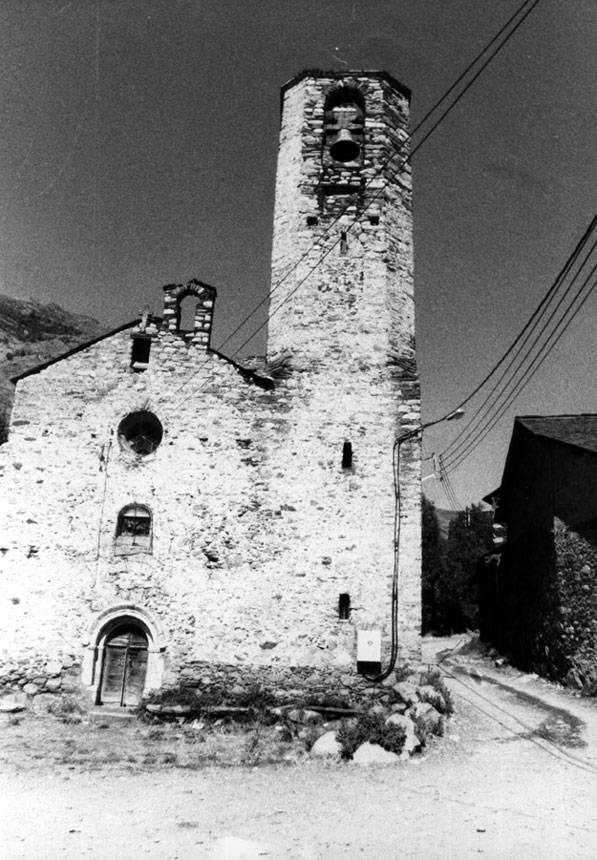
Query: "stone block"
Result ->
[[22, 683, 39, 696], [351, 742, 400, 765], [45, 661, 62, 677], [309, 731, 342, 758]]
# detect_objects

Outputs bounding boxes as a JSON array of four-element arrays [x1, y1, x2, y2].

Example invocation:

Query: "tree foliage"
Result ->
[[422, 498, 493, 634], [421, 496, 445, 634]]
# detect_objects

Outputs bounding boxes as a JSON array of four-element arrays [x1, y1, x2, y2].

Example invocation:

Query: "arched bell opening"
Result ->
[[323, 85, 365, 167]]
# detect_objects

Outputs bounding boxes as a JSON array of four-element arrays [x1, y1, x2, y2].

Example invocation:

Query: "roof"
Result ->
[[516, 414, 597, 456], [10, 319, 274, 391], [10, 320, 140, 383], [280, 70, 411, 102]]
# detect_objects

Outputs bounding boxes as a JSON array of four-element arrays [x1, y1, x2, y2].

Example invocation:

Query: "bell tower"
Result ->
[[266, 71, 422, 664], [267, 70, 416, 381]]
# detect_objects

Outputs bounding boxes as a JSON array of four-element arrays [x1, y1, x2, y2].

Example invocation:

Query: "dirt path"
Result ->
[[2, 639, 597, 859]]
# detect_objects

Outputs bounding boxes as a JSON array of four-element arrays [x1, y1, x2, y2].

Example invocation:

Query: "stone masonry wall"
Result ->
[[0, 317, 420, 699], [268, 71, 421, 662], [0, 70, 422, 704]]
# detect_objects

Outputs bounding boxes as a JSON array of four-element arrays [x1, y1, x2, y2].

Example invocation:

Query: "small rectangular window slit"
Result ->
[[340, 231, 348, 254], [342, 441, 353, 469], [306, 215, 318, 226], [131, 337, 151, 372], [338, 593, 351, 620]]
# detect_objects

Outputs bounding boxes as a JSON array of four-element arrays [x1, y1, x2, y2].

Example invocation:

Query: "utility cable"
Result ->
[[434, 209, 597, 444], [444, 260, 597, 476], [222, 0, 543, 364], [360, 433, 405, 682], [207, 0, 543, 368], [166, 0, 543, 413], [440, 213, 597, 465], [441, 225, 597, 473]]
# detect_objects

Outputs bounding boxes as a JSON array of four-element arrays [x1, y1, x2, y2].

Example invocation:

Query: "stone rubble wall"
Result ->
[[0, 71, 422, 704], [0, 318, 420, 699]]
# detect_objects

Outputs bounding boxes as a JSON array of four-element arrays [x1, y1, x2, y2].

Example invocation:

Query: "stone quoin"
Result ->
[[0, 70, 421, 707]]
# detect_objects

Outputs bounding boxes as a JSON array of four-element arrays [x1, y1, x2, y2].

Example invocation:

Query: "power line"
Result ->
[[440, 213, 597, 470], [225, 0, 544, 363], [210, 0, 544, 367], [441, 217, 597, 475], [435, 210, 597, 435], [166, 0, 543, 414], [444, 261, 597, 476]]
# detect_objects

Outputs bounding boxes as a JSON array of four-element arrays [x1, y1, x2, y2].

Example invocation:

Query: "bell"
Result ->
[[329, 129, 360, 163]]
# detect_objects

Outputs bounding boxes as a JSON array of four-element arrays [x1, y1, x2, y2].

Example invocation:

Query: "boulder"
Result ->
[[287, 708, 323, 725], [45, 661, 62, 677], [411, 702, 444, 736], [385, 712, 421, 755], [352, 742, 400, 765], [0, 699, 25, 713], [302, 709, 323, 724], [309, 730, 341, 758], [393, 681, 418, 706]]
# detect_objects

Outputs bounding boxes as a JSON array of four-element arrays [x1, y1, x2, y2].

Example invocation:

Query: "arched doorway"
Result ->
[[99, 623, 149, 707], [82, 605, 167, 705]]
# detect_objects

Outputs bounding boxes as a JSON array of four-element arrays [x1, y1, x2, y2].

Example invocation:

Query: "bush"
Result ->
[[417, 667, 454, 716], [139, 683, 278, 724], [47, 695, 84, 723], [336, 711, 406, 760]]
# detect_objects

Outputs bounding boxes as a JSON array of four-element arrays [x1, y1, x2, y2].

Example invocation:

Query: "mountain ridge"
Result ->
[[0, 295, 107, 431]]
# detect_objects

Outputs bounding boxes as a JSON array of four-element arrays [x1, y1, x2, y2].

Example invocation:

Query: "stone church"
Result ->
[[0, 70, 421, 708]]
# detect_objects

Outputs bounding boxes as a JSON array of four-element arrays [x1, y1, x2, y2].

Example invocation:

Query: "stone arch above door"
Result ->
[[81, 604, 166, 704]]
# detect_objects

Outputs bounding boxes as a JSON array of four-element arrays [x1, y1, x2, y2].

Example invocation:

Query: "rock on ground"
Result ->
[[351, 742, 400, 765], [309, 730, 342, 758]]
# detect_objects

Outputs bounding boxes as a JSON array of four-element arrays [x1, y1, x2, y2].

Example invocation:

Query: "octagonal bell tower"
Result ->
[[266, 70, 422, 664], [267, 70, 416, 378]]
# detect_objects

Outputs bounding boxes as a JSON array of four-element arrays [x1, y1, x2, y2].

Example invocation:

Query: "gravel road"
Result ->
[[2, 639, 597, 860]]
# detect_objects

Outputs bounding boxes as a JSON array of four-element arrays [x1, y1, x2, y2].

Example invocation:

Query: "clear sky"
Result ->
[[0, 0, 596, 509]]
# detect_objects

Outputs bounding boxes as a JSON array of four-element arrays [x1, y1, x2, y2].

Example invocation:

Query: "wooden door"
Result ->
[[100, 627, 148, 707]]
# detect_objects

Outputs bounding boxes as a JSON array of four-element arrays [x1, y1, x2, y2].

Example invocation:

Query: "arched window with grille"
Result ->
[[114, 504, 153, 555]]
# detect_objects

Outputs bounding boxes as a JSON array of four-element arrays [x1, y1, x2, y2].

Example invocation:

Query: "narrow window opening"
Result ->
[[340, 232, 348, 255], [131, 337, 151, 372], [306, 215, 319, 226], [338, 593, 351, 620], [177, 297, 197, 333], [369, 215, 380, 226], [342, 441, 353, 469]]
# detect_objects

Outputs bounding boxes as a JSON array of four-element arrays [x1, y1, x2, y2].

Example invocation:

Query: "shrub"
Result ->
[[299, 692, 352, 710], [412, 715, 429, 747], [394, 663, 413, 683], [139, 683, 278, 724], [233, 684, 277, 722], [417, 668, 454, 716], [336, 711, 406, 760], [47, 695, 84, 723]]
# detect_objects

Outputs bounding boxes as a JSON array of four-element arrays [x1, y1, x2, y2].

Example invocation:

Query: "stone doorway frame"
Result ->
[[81, 604, 167, 705]]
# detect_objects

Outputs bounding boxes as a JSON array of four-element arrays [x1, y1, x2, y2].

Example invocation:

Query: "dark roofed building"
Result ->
[[481, 414, 597, 692]]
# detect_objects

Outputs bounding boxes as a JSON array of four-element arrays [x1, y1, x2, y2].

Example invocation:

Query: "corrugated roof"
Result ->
[[517, 414, 597, 456]]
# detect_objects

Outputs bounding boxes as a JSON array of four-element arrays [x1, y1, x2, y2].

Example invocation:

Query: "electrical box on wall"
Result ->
[[357, 629, 382, 674]]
